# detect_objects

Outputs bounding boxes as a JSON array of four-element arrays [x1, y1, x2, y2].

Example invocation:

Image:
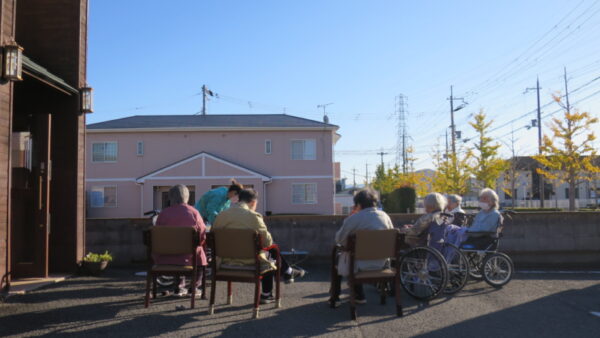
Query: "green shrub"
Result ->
[[383, 187, 416, 213], [84, 251, 113, 263]]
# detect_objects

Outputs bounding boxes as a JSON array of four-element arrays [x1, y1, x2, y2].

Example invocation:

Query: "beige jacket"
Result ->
[[211, 202, 275, 272]]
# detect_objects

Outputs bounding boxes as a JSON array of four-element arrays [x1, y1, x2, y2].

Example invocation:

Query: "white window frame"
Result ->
[[290, 139, 316, 160], [265, 139, 272, 155], [136, 141, 144, 156], [92, 141, 118, 163], [90, 185, 118, 208], [291, 183, 318, 204]]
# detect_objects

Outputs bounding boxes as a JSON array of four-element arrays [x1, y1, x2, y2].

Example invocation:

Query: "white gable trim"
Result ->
[[135, 152, 271, 183]]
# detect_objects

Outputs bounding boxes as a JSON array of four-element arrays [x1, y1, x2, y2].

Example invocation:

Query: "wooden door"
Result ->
[[11, 114, 51, 278]]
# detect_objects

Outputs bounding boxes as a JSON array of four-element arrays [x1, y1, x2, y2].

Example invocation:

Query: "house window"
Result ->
[[90, 186, 117, 208], [136, 141, 144, 156], [565, 187, 580, 199], [291, 139, 316, 160], [265, 140, 272, 154], [292, 183, 317, 204], [92, 142, 118, 162]]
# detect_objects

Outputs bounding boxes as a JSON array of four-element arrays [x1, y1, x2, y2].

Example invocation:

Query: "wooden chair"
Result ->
[[143, 226, 200, 309], [207, 229, 281, 319], [347, 229, 404, 320]]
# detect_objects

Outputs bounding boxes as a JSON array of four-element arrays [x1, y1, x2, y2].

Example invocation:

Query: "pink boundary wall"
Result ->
[[86, 129, 337, 218]]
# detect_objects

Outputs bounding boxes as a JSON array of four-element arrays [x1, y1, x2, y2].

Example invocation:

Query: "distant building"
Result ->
[[335, 188, 356, 215], [496, 156, 600, 208], [86, 114, 340, 217]]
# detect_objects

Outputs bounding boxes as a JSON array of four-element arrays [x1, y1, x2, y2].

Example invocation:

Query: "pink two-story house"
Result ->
[[86, 114, 340, 218]]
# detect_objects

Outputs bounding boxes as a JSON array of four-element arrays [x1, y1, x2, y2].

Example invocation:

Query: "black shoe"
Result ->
[[355, 295, 367, 305], [284, 268, 306, 284], [329, 297, 341, 308], [260, 294, 276, 304]]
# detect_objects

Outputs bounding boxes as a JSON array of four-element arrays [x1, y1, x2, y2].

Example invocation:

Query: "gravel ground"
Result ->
[[0, 265, 599, 337]]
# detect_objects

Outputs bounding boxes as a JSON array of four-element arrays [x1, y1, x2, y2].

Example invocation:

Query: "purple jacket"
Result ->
[[153, 203, 207, 266]]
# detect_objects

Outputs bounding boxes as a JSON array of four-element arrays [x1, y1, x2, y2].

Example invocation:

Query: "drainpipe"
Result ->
[[136, 181, 144, 218], [263, 178, 272, 216]]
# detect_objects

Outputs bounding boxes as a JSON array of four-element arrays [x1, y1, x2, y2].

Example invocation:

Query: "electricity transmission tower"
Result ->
[[395, 94, 410, 173]]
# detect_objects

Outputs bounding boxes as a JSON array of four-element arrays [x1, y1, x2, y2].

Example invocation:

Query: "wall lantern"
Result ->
[[3, 41, 23, 81], [80, 86, 93, 114]]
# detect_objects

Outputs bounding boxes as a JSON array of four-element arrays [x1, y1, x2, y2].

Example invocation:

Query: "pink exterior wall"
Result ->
[[86, 129, 336, 218]]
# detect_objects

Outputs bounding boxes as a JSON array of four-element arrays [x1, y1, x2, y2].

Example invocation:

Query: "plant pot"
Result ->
[[84, 261, 109, 276]]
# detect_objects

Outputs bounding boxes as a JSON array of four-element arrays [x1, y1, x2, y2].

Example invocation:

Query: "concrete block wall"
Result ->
[[86, 212, 600, 267]]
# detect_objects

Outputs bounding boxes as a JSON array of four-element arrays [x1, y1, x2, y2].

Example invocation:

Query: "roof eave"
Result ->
[[87, 126, 339, 133]]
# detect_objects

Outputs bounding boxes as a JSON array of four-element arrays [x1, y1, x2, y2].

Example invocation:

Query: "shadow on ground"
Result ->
[[0, 267, 599, 337]]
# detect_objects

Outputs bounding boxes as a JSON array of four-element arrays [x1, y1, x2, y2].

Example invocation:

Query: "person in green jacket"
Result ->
[[195, 180, 243, 225]]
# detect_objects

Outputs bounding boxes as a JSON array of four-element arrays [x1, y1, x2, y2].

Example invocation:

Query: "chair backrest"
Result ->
[[151, 226, 197, 255], [353, 229, 399, 260], [211, 228, 259, 260]]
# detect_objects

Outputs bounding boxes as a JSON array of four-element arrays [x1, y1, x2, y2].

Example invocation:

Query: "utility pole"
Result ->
[[445, 129, 449, 159], [377, 149, 388, 169], [202, 85, 207, 115], [525, 77, 544, 207], [447, 86, 466, 158], [564, 67, 571, 114], [352, 168, 357, 189], [365, 163, 369, 186]]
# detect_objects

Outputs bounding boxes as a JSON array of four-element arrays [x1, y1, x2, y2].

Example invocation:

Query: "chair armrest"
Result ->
[[263, 244, 280, 252]]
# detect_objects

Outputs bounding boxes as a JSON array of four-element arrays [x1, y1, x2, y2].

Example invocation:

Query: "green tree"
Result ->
[[469, 110, 507, 189], [533, 97, 599, 211], [372, 146, 429, 197], [383, 187, 416, 213]]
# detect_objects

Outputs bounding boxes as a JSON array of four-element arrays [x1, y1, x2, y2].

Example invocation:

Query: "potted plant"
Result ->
[[83, 251, 113, 276]]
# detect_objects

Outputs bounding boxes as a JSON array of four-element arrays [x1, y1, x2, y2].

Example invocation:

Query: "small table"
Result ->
[[280, 249, 309, 268]]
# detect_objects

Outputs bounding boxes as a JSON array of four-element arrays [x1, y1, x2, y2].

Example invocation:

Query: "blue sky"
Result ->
[[88, 0, 600, 183]]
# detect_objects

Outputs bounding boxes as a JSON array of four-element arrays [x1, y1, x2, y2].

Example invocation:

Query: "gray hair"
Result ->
[[447, 194, 462, 206], [479, 188, 499, 209], [169, 184, 189, 205], [424, 192, 447, 212]]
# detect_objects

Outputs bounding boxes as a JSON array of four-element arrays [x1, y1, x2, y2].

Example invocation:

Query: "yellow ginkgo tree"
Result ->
[[468, 110, 508, 190], [431, 146, 472, 196], [533, 97, 599, 211]]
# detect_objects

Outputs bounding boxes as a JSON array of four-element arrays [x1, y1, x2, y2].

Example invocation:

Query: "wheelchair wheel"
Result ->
[[156, 276, 175, 287], [466, 252, 484, 280], [441, 243, 469, 294], [399, 247, 448, 301], [482, 252, 514, 288]]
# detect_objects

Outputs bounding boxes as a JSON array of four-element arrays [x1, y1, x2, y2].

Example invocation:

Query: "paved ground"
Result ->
[[0, 265, 599, 337]]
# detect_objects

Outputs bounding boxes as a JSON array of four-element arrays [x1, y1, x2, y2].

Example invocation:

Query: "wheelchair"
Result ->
[[331, 235, 449, 302], [396, 217, 469, 300], [415, 216, 470, 296], [458, 210, 515, 288]]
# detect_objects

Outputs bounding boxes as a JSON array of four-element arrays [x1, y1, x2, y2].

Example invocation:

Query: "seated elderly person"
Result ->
[[399, 192, 447, 247], [154, 184, 207, 297], [331, 189, 394, 306], [466, 188, 503, 236], [212, 188, 304, 304], [445, 194, 467, 226], [451, 188, 503, 246]]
